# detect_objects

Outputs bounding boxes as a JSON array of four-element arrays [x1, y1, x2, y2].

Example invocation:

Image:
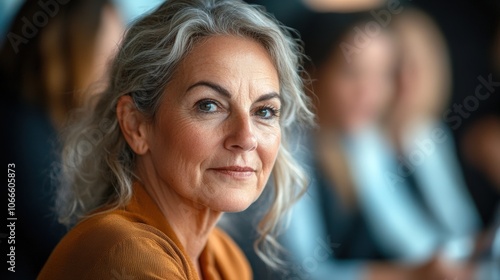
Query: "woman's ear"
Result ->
[[116, 95, 149, 155]]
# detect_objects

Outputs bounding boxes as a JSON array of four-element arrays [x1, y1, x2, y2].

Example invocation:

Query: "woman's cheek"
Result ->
[[257, 128, 281, 169], [173, 121, 216, 156]]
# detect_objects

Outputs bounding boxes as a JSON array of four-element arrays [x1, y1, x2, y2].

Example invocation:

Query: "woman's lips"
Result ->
[[209, 166, 256, 179]]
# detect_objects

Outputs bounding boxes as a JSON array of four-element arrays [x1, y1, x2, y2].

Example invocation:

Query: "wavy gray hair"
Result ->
[[57, 0, 314, 268]]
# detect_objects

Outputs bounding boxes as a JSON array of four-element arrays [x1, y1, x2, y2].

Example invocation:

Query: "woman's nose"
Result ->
[[224, 113, 257, 152]]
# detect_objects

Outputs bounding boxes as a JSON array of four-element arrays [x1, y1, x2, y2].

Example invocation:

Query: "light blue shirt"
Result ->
[[284, 124, 481, 279]]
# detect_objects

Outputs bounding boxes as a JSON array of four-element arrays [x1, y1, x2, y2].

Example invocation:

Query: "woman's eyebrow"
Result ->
[[255, 92, 281, 103], [187, 81, 231, 99], [187, 80, 281, 103]]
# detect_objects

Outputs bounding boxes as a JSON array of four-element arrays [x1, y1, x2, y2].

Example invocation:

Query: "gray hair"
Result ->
[[57, 0, 314, 268]]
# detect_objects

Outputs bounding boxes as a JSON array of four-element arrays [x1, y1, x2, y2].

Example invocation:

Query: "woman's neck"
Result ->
[[135, 161, 221, 279]]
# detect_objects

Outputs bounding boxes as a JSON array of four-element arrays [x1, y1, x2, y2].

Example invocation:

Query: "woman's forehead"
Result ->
[[174, 36, 280, 91]]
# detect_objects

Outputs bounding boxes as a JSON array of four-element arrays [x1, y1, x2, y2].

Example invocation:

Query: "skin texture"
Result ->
[[117, 35, 281, 278]]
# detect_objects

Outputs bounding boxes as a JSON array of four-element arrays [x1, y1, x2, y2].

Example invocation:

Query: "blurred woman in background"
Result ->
[[0, 0, 123, 277], [283, 9, 481, 280], [385, 8, 481, 262]]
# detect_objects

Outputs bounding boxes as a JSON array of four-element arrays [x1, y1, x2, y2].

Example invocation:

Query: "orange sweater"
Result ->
[[38, 183, 252, 280]]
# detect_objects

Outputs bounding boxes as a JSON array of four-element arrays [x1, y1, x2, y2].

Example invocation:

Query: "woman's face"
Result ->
[[144, 36, 281, 212], [317, 33, 396, 133]]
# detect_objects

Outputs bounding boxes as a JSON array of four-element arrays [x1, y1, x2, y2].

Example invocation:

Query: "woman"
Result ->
[[39, 0, 313, 279], [1, 0, 123, 277], [387, 8, 481, 261], [283, 12, 477, 280]]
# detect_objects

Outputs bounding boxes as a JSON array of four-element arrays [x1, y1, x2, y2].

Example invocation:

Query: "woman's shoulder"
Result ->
[[64, 209, 178, 252], [39, 209, 195, 280]]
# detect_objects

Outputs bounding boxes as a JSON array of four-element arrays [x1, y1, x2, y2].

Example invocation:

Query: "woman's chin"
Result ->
[[202, 189, 260, 213], [194, 177, 263, 212]]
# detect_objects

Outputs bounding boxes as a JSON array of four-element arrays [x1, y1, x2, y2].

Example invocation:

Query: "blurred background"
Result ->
[[1, 0, 500, 279]]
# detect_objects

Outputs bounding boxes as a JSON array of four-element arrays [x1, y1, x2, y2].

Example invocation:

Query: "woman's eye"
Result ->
[[255, 107, 279, 119], [196, 100, 218, 113]]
